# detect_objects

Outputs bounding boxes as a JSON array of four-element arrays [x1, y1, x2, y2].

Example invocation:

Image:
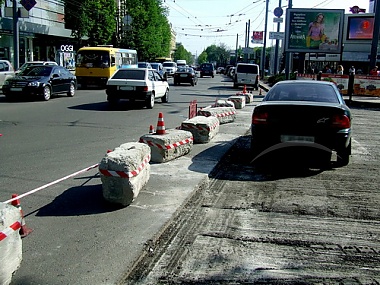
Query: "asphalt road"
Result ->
[[121, 95, 380, 284], [0, 74, 257, 285]]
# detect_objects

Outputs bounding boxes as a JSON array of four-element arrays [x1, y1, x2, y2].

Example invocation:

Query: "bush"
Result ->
[[266, 73, 296, 86]]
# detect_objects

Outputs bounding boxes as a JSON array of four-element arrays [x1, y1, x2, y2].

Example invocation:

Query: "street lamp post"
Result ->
[[13, 0, 19, 69]]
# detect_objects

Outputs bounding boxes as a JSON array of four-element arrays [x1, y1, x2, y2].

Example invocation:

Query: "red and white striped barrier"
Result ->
[[0, 221, 21, 242], [139, 137, 193, 150], [198, 110, 236, 118], [99, 154, 151, 178], [181, 121, 219, 132]]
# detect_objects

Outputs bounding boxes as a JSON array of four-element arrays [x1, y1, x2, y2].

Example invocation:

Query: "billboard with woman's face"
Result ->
[[285, 9, 344, 53]]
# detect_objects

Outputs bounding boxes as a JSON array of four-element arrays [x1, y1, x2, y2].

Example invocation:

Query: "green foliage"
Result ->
[[267, 72, 297, 86], [119, 0, 172, 61], [173, 44, 193, 65], [64, 0, 116, 46], [197, 51, 208, 65]]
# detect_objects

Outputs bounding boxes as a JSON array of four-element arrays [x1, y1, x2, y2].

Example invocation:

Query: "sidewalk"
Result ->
[[259, 81, 380, 108]]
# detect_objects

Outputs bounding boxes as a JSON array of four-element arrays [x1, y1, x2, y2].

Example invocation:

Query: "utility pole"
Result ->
[[285, 0, 293, 79], [13, 0, 19, 69], [369, 0, 380, 69], [273, 0, 282, 75], [261, 0, 269, 78]]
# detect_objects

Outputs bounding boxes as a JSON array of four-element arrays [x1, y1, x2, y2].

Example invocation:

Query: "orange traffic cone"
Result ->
[[156, 112, 166, 135], [11, 194, 33, 238], [149, 125, 155, 134], [242, 85, 247, 94]]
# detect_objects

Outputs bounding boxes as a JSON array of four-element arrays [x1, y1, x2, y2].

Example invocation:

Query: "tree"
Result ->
[[197, 51, 208, 65], [64, 0, 116, 46], [119, 0, 172, 61], [173, 44, 193, 65], [200, 44, 231, 67]]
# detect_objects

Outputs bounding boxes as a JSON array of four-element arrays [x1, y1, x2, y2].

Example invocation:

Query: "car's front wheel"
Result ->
[[107, 95, 119, 106], [161, 89, 169, 103], [42, 86, 51, 101], [146, 93, 155, 109], [67, 83, 75, 97]]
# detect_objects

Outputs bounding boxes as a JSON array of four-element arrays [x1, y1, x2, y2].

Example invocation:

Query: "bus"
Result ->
[[75, 45, 138, 88], [154, 57, 172, 63]]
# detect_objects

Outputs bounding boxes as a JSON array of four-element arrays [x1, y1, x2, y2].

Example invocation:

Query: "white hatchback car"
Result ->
[[0, 60, 15, 90], [105, 68, 169, 109]]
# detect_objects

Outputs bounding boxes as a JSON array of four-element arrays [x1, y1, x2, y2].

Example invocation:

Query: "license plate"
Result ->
[[180, 74, 188, 77], [281, 135, 314, 143], [119, 86, 134, 91], [10, 88, 23, 92]]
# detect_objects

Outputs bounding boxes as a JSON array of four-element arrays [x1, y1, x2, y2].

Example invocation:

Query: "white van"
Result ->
[[233, 63, 260, 90], [176, 60, 187, 67]]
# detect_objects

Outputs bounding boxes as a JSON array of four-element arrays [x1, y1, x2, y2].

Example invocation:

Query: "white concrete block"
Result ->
[[197, 106, 237, 124], [0, 203, 22, 285], [99, 142, 151, 206], [228, 95, 246, 109], [139, 129, 193, 163], [181, 116, 220, 143]]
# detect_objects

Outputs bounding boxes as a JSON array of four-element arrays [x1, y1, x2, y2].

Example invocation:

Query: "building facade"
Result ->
[[0, 0, 76, 69]]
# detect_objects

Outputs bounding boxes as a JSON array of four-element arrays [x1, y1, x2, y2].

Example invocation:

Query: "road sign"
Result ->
[[274, 7, 283, 17], [269, 32, 285, 40], [273, 17, 283, 23], [20, 0, 36, 11]]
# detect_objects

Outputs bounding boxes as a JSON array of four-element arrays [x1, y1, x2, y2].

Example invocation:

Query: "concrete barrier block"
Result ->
[[0, 203, 22, 285], [181, 116, 220, 143], [139, 129, 193, 163], [99, 142, 151, 206], [197, 106, 237, 124], [228, 95, 246, 109]]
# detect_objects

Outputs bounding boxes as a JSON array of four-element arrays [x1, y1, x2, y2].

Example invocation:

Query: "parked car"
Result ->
[[0, 60, 15, 90], [162, 61, 177, 77], [150, 62, 167, 79], [216, 67, 225, 74], [251, 80, 352, 167], [173, 66, 198, 86], [233, 63, 260, 90], [199, 63, 215, 78], [137, 62, 153, 69], [105, 68, 169, 109], [16, 61, 58, 74], [2, 65, 77, 101]]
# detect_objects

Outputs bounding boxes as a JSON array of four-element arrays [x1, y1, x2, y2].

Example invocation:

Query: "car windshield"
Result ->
[[138, 63, 150, 68], [151, 63, 160, 70], [18, 66, 53, 76], [163, 62, 175, 67], [201, 64, 213, 70], [236, 64, 258, 73], [265, 83, 340, 103], [177, 67, 192, 72], [112, 69, 145, 80]]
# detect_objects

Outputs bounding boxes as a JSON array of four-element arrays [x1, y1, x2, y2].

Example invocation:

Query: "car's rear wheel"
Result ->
[[67, 83, 75, 97], [161, 89, 169, 103], [337, 140, 351, 166], [146, 93, 155, 109], [42, 86, 51, 101]]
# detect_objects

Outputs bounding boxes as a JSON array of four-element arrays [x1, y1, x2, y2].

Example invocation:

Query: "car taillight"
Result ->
[[331, 114, 350, 128], [136, 86, 148, 92], [252, 112, 268, 125]]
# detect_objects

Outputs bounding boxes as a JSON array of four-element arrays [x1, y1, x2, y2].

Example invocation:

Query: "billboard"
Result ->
[[285, 9, 344, 53], [347, 15, 374, 40], [251, 31, 264, 44]]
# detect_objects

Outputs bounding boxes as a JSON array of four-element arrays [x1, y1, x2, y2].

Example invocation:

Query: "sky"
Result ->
[[164, 0, 373, 55]]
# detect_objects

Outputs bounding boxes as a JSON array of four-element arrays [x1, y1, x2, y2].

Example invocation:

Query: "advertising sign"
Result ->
[[251, 31, 264, 44], [347, 16, 374, 40], [285, 9, 344, 53]]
